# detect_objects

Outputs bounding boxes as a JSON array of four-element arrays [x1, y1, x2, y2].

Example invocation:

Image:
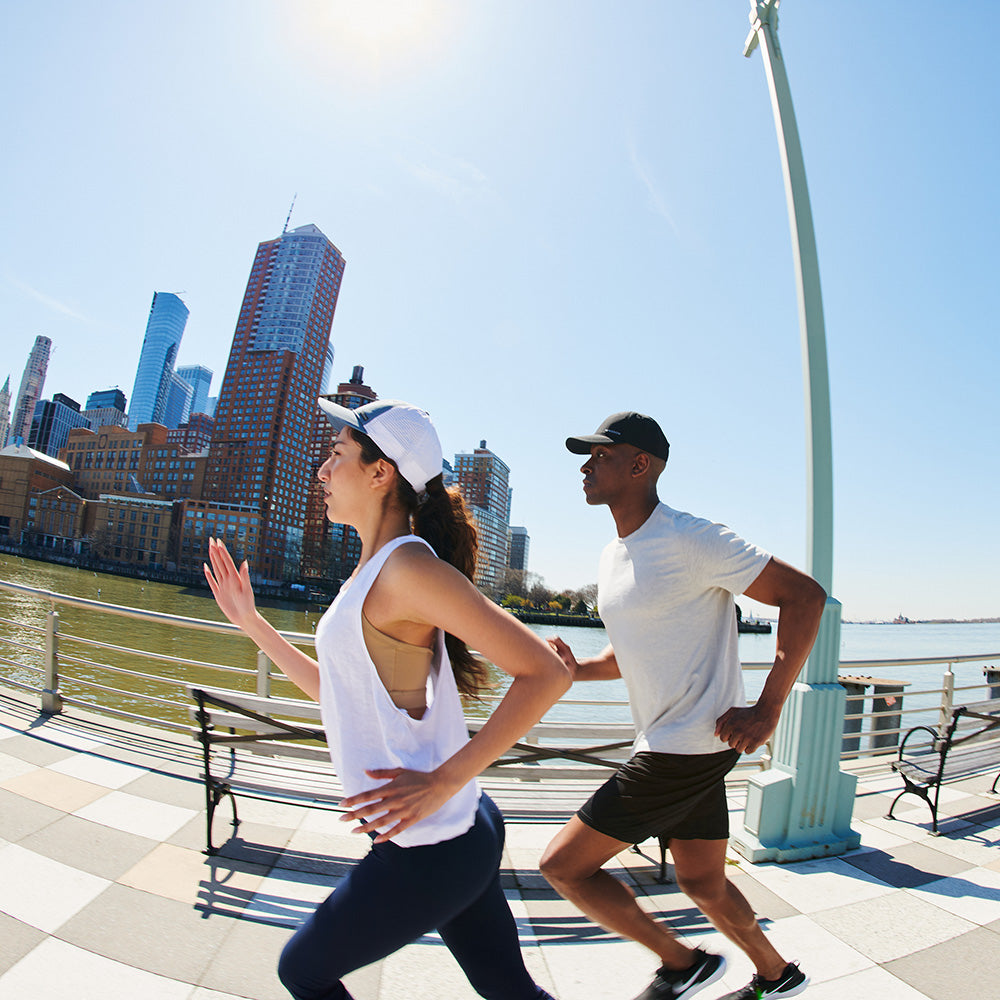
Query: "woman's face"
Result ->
[[317, 427, 371, 524]]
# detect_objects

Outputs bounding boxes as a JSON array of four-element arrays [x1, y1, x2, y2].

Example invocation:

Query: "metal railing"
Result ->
[[1, 578, 996, 771]]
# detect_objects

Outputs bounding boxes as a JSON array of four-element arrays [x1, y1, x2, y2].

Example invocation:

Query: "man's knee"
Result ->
[[539, 841, 584, 889], [675, 869, 727, 907]]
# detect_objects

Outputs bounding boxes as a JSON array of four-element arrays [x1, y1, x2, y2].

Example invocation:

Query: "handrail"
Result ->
[[2, 576, 997, 766], [3, 576, 997, 669], [0, 578, 314, 645]]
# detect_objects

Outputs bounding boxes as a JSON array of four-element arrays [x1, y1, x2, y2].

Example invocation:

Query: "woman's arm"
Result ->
[[340, 543, 572, 841], [203, 538, 322, 701]]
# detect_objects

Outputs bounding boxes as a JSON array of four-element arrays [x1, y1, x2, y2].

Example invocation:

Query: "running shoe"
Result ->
[[632, 949, 726, 1000], [716, 962, 809, 999]]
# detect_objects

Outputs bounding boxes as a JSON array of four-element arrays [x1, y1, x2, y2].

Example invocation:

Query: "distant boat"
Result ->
[[736, 603, 772, 634]]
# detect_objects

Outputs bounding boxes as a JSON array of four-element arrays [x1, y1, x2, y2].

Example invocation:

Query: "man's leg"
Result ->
[[667, 838, 786, 980], [540, 815, 696, 970]]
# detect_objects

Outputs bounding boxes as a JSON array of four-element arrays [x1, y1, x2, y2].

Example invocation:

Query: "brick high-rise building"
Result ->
[[454, 440, 512, 595], [202, 224, 346, 583], [302, 365, 376, 582], [11, 335, 51, 445], [168, 411, 215, 455]]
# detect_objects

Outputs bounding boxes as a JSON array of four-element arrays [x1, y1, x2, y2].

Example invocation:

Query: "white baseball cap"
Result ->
[[317, 398, 444, 494]]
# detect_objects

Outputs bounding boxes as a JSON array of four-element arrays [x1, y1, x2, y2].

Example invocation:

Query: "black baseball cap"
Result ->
[[566, 412, 670, 462]]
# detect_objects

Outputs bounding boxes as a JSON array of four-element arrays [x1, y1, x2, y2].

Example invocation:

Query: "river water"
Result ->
[[1, 555, 997, 732]]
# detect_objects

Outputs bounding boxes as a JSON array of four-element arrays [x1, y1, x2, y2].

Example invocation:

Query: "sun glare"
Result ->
[[286, 0, 463, 83]]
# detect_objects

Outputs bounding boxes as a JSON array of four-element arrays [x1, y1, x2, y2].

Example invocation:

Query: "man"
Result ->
[[540, 412, 826, 1000]]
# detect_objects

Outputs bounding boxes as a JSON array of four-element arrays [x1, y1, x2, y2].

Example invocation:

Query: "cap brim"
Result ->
[[318, 397, 364, 433], [566, 434, 612, 454]]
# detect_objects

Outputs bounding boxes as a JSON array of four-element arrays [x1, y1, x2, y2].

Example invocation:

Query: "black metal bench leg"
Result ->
[[658, 836, 670, 884], [885, 788, 907, 820], [205, 782, 239, 856]]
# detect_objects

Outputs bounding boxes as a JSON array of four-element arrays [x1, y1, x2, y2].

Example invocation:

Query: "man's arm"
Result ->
[[715, 556, 826, 754], [548, 638, 622, 682]]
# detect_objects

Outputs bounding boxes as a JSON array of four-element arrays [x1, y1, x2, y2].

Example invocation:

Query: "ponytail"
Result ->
[[412, 476, 489, 698], [349, 430, 489, 697]]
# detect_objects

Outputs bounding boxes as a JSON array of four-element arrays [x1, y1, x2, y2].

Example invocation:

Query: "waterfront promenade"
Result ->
[[1, 690, 999, 1000]]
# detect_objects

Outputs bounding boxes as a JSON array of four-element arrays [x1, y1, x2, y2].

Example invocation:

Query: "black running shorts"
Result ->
[[577, 749, 740, 844]]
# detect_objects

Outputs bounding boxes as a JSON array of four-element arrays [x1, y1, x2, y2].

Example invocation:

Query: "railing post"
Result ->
[[939, 664, 955, 734], [839, 679, 868, 754], [256, 649, 271, 698], [42, 608, 63, 715], [870, 683, 905, 750], [985, 665, 1000, 700]]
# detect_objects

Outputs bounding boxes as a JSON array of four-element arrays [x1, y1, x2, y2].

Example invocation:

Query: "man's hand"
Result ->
[[715, 704, 781, 755], [547, 637, 581, 680]]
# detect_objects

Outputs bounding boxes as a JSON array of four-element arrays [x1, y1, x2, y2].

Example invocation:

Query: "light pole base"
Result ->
[[730, 765, 861, 863]]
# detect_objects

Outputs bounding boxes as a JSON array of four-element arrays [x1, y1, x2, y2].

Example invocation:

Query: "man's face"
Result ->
[[579, 444, 638, 506]]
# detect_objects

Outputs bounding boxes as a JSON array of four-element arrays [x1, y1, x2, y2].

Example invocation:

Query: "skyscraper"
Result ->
[[175, 365, 213, 416], [11, 336, 52, 445], [203, 223, 346, 582], [454, 440, 513, 595], [128, 292, 189, 429], [84, 388, 128, 430], [163, 371, 194, 429], [508, 526, 530, 572], [28, 393, 90, 458], [86, 388, 127, 411], [0, 376, 11, 449]]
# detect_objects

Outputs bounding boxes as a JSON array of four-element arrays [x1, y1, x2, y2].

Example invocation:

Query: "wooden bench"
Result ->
[[188, 685, 639, 858], [886, 698, 1000, 834]]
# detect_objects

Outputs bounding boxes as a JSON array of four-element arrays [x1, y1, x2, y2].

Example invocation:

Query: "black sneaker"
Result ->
[[717, 962, 809, 999], [632, 949, 726, 1000]]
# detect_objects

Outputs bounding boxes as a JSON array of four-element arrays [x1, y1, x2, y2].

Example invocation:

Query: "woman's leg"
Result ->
[[437, 796, 554, 1000], [277, 844, 441, 1000], [278, 796, 546, 1000]]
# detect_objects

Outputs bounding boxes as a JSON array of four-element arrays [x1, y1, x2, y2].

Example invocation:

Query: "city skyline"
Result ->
[[2, 3, 997, 620]]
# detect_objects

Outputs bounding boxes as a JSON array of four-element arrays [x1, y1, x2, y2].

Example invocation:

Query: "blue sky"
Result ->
[[2, 2, 997, 621]]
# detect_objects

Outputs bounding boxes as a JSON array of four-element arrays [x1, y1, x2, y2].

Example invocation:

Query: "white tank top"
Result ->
[[315, 534, 480, 846]]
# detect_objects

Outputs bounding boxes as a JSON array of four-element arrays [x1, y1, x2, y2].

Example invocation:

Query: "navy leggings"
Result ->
[[277, 794, 554, 1000]]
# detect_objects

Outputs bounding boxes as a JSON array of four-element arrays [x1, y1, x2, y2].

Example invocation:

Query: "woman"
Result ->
[[204, 398, 568, 1000]]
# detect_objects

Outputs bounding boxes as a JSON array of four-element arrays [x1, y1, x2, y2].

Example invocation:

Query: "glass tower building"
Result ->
[[175, 365, 213, 416], [128, 292, 189, 429], [202, 223, 346, 583], [28, 393, 90, 458]]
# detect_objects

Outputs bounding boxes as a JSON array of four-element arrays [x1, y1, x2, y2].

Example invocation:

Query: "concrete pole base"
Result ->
[[730, 765, 861, 863]]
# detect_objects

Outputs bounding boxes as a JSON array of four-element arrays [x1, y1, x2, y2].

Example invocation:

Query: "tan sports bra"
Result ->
[[361, 610, 432, 718]]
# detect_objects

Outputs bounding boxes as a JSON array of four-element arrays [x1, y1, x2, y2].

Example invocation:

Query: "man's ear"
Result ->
[[631, 451, 652, 479]]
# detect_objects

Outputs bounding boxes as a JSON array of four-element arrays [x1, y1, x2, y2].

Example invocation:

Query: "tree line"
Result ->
[[492, 569, 598, 616]]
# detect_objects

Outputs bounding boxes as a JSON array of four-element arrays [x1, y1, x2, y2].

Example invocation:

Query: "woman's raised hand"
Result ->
[[203, 537, 259, 631]]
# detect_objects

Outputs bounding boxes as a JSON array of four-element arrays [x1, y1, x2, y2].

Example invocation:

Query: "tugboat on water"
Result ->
[[736, 603, 772, 634]]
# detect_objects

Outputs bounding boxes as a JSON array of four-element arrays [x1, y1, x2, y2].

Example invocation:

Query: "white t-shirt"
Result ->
[[598, 503, 771, 755]]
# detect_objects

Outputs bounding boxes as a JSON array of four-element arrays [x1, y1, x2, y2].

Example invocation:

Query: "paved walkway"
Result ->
[[0, 690, 998, 1000]]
